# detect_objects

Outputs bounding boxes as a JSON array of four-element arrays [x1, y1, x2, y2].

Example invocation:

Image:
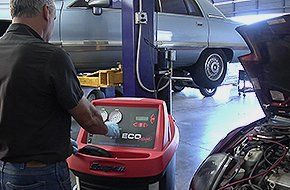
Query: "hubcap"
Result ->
[[204, 53, 224, 81]]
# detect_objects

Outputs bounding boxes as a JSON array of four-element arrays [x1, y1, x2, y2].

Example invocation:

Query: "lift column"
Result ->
[[122, 0, 172, 113], [122, 0, 156, 98]]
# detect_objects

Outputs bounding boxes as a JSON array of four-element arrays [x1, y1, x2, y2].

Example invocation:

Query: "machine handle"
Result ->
[[78, 145, 112, 158]]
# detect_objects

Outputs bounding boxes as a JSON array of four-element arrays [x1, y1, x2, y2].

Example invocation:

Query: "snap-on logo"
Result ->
[[122, 133, 142, 140], [90, 163, 126, 173]]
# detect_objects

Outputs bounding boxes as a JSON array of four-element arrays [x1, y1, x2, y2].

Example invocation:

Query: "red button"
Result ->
[[133, 122, 148, 128], [150, 114, 155, 125]]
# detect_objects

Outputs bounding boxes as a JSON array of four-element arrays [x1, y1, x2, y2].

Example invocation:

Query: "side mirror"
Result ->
[[85, 0, 111, 8]]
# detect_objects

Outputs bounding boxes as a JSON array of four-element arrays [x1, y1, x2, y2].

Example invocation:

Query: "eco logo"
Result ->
[[121, 132, 142, 140]]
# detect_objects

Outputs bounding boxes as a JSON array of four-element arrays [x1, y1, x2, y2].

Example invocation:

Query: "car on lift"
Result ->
[[0, 0, 249, 97], [190, 14, 290, 190]]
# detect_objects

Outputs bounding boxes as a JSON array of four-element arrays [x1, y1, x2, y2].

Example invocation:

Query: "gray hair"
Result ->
[[10, 0, 55, 18]]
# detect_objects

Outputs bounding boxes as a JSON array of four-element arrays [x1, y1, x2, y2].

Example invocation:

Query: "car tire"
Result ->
[[199, 87, 217, 97], [115, 86, 123, 97], [87, 90, 105, 102], [172, 81, 185, 92], [190, 49, 227, 88]]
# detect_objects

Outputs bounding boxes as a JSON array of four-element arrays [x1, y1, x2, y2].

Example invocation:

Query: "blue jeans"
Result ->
[[0, 161, 72, 190]]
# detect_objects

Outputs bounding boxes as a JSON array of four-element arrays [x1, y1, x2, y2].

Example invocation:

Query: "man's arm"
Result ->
[[68, 97, 108, 135], [48, 49, 119, 138]]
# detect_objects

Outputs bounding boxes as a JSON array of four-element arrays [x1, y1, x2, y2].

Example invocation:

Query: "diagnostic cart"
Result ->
[[67, 98, 179, 190]]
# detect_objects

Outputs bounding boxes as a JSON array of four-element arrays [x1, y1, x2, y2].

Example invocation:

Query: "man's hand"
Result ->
[[105, 121, 120, 139], [69, 97, 108, 135]]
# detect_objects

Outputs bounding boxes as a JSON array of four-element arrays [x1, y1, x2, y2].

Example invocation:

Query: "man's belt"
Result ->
[[25, 161, 47, 168]]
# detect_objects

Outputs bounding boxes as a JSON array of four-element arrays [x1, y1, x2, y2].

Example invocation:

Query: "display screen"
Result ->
[[135, 116, 149, 122], [87, 106, 159, 149]]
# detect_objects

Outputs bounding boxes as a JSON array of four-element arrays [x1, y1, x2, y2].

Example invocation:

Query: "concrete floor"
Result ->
[[173, 85, 264, 190], [71, 63, 266, 190]]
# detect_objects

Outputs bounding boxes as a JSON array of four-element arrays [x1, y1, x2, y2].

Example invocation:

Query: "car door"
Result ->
[[157, 0, 209, 67], [0, 0, 10, 20], [59, 0, 122, 72], [50, 0, 63, 42], [0, 0, 11, 36]]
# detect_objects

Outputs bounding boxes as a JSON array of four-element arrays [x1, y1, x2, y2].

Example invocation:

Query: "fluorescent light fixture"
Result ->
[[214, 0, 251, 6], [230, 13, 285, 25]]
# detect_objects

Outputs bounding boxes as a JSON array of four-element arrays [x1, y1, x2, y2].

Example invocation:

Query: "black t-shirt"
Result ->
[[0, 24, 83, 164]]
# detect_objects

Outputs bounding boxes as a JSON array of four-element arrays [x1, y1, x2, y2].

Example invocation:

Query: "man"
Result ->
[[0, 0, 120, 189]]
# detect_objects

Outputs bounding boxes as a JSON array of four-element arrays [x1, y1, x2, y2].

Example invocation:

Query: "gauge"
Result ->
[[108, 109, 123, 123], [100, 108, 108, 122]]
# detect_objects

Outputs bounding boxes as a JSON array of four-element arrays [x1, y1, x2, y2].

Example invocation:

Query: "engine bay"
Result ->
[[217, 118, 290, 190]]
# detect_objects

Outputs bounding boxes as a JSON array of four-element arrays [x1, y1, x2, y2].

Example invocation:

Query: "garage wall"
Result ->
[[211, 0, 290, 17]]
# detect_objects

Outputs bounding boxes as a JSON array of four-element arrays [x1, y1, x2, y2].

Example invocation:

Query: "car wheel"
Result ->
[[115, 86, 123, 97], [190, 49, 227, 88], [172, 81, 185, 92], [87, 90, 105, 102], [199, 87, 217, 97]]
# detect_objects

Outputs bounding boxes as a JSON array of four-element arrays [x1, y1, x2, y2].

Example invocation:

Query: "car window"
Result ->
[[68, 0, 88, 8], [184, 0, 203, 17], [68, 0, 121, 9], [160, 0, 187, 15], [156, 0, 161, 12]]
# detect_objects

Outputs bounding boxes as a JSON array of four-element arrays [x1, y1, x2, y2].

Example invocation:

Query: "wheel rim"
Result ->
[[204, 53, 224, 81]]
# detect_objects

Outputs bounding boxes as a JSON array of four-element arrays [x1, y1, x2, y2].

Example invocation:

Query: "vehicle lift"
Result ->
[[70, 1, 179, 190], [81, 0, 174, 113], [77, 65, 123, 101]]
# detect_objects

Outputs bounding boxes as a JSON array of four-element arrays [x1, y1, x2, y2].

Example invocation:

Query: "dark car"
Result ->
[[190, 14, 290, 190]]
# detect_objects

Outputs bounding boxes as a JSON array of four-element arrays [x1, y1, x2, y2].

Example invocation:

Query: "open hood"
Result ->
[[237, 14, 290, 118]]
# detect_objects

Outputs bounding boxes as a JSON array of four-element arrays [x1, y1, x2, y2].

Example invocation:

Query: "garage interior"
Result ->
[[1, 0, 290, 189], [69, 1, 290, 190], [69, 0, 290, 189]]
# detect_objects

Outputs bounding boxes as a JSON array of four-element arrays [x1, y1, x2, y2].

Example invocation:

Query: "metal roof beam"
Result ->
[[214, 0, 251, 6], [228, 6, 290, 15]]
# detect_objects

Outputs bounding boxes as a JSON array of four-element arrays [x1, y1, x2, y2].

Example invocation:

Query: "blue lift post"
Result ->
[[122, 0, 172, 113], [122, 0, 155, 98]]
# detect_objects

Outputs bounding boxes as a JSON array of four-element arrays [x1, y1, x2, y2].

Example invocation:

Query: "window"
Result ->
[[185, 0, 203, 17], [160, 0, 187, 15], [68, 0, 88, 8], [68, 0, 121, 9], [156, 0, 161, 12]]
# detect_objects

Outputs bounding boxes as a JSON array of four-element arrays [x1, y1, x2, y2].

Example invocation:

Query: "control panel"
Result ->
[[87, 106, 159, 149]]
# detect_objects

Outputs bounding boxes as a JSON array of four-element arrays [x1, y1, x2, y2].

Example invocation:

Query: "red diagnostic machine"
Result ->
[[67, 98, 179, 190]]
